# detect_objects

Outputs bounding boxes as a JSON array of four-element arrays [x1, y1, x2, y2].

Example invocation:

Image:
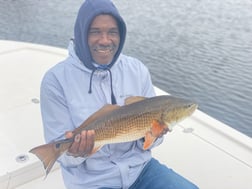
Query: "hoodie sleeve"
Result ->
[[40, 71, 87, 167]]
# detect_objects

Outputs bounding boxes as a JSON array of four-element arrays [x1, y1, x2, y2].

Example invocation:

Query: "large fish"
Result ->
[[29, 95, 197, 175]]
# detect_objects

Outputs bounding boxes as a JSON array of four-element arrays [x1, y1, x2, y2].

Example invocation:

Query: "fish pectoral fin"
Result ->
[[143, 131, 157, 150], [151, 119, 166, 137], [124, 96, 147, 105], [143, 119, 167, 150]]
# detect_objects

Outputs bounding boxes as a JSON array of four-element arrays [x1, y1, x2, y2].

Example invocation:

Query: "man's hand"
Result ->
[[65, 130, 95, 157]]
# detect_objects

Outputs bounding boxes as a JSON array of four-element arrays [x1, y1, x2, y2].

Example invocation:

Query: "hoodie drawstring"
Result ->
[[88, 69, 96, 94], [88, 66, 117, 105], [107, 69, 117, 105]]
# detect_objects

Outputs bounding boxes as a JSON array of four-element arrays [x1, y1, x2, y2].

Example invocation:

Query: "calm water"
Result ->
[[1, 0, 251, 137]]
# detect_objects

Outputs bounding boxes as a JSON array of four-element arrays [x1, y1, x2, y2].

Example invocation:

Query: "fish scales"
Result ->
[[93, 110, 161, 144], [85, 98, 164, 140]]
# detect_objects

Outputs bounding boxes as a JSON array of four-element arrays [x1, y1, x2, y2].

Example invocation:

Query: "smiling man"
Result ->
[[39, 0, 199, 189], [88, 14, 120, 64]]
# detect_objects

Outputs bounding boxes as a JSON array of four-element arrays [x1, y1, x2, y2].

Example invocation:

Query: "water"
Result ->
[[0, 0, 251, 137]]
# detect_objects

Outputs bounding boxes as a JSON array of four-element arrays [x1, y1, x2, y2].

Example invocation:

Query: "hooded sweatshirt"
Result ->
[[40, 0, 163, 188]]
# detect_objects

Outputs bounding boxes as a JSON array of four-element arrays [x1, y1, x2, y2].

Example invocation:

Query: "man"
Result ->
[[40, 0, 199, 188]]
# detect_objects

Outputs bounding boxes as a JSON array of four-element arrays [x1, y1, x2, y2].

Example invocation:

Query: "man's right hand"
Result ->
[[65, 130, 95, 157]]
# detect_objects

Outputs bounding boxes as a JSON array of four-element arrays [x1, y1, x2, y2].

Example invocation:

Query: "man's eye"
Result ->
[[89, 30, 100, 35], [109, 30, 119, 36]]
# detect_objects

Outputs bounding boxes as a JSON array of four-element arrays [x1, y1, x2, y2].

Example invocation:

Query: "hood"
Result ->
[[74, 0, 127, 71]]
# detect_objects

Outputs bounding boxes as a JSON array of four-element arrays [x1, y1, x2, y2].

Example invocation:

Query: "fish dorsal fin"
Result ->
[[74, 104, 120, 133], [124, 96, 147, 105]]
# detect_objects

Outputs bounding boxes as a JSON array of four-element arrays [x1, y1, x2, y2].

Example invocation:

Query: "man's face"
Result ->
[[88, 14, 120, 65]]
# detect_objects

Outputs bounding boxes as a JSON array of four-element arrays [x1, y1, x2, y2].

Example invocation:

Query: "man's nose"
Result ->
[[99, 33, 110, 44]]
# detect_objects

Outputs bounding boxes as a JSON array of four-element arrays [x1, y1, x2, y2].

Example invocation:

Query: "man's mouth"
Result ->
[[93, 45, 115, 54]]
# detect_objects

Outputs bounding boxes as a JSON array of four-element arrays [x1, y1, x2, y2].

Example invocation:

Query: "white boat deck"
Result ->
[[0, 40, 251, 189]]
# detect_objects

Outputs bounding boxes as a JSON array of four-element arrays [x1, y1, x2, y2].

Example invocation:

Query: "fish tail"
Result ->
[[29, 139, 71, 176]]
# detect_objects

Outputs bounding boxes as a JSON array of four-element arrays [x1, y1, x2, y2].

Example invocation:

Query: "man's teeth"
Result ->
[[97, 49, 112, 53]]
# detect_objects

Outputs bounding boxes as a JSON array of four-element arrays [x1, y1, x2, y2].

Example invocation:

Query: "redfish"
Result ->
[[30, 95, 197, 175]]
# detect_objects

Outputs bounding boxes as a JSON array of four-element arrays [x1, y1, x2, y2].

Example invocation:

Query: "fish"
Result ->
[[29, 95, 197, 176]]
